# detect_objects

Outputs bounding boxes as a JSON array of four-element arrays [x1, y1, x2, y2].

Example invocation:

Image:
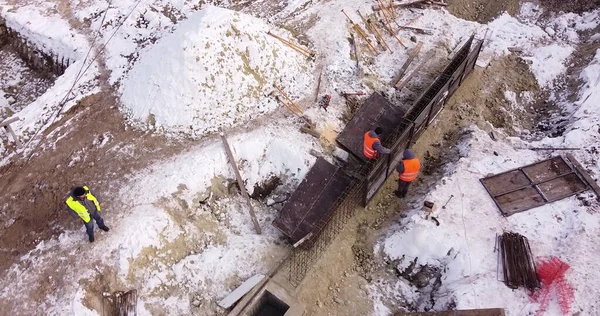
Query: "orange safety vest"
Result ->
[[399, 158, 421, 182], [363, 132, 380, 159]]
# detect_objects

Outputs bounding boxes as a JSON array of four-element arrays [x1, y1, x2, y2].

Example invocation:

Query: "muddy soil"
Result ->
[[447, 0, 521, 23], [538, 0, 600, 14], [0, 88, 196, 274]]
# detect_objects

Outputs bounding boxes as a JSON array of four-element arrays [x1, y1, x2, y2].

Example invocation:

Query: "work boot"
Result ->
[[100, 226, 110, 232], [89, 235, 95, 243], [394, 191, 404, 198]]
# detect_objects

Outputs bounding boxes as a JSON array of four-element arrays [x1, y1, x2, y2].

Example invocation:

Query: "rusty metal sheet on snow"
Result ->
[[273, 158, 352, 243], [481, 156, 589, 216], [336, 93, 405, 162]]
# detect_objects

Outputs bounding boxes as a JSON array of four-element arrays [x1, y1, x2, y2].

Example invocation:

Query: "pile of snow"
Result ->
[[120, 5, 314, 136]]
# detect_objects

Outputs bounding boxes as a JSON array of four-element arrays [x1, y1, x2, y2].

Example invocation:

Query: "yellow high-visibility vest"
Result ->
[[65, 186, 101, 223]]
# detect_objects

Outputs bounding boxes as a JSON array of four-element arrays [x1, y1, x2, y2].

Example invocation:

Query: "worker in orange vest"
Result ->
[[395, 149, 421, 198], [363, 127, 391, 160]]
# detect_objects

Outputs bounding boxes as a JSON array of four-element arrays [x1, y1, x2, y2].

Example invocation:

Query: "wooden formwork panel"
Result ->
[[272, 158, 352, 243], [481, 156, 589, 216], [521, 156, 572, 183]]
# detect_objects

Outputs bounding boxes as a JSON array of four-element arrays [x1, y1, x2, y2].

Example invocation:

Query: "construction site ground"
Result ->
[[1, 0, 599, 315]]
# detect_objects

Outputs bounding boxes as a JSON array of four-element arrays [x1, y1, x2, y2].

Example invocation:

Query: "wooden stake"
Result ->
[[390, 41, 423, 86], [314, 70, 323, 102], [368, 18, 392, 51], [266, 31, 314, 58], [357, 10, 391, 52], [342, 9, 378, 54], [276, 95, 303, 118], [376, 0, 407, 48], [273, 83, 304, 115], [395, 49, 435, 91], [220, 133, 262, 234], [350, 31, 364, 77]]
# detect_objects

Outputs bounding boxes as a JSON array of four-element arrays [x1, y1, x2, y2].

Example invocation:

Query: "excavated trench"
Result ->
[[0, 16, 63, 122]]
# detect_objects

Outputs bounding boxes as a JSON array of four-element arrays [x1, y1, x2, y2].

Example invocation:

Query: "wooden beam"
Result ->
[[300, 126, 321, 139], [314, 70, 322, 103], [427, 1, 449, 6], [0, 117, 18, 127], [528, 147, 580, 151], [566, 153, 600, 200], [395, 49, 435, 91], [218, 274, 265, 309], [395, 25, 433, 35], [220, 133, 262, 234], [373, 0, 428, 11], [350, 31, 363, 77], [390, 41, 423, 86]]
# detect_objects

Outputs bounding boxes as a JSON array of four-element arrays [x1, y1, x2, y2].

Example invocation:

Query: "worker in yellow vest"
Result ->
[[395, 149, 421, 198], [66, 186, 109, 242]]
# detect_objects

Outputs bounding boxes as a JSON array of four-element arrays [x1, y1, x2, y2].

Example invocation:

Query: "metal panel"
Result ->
[[462, 39, 484, 80], [272, 158, 352, 243], [481, 156, 590, 216], [336, 93, 405, 162]]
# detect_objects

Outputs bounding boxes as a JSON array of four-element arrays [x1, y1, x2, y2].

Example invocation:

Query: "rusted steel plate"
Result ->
[[481, 170, 531, 196], [522, 156, 572, 183], [273, 158, 352, 243], [538, 173, 588, 202], [336, 93, 405, 162]]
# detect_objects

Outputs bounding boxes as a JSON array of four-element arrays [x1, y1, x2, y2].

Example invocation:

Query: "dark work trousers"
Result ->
[[84, 211, 106, 238], [396, 180, 412, 198]]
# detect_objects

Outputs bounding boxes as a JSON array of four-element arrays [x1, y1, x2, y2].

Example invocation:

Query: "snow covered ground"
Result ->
[[370, 4, 600, 316], [0, 0, 599, 315]]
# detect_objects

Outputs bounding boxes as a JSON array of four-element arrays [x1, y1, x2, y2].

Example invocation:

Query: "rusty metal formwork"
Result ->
[[283, 35, 484, 286], [481, 156, 589, 216], [272, 158, 353, 244], [497, 232, 540, 291], [102, 290, 137, 316]]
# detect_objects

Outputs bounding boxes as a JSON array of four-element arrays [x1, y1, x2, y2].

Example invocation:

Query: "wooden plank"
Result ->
[[390, 41, 423, 86], [4, 124, 21, 147], [373, 0, 428, 11], [537, 173, 588, 202], [0, 117, 18, 127], [218, 274, 265, 309], [395, 25, 433, 35], [395, 50, 435, 91], [480, 170, 530, 197], [221, 133, 262, 234], [566, 153, 600, 199], [521, 156, 572, 183]]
